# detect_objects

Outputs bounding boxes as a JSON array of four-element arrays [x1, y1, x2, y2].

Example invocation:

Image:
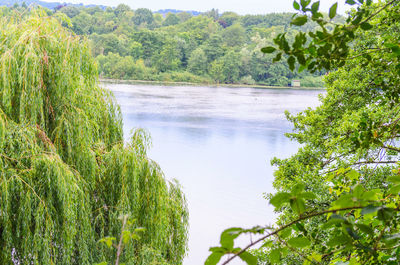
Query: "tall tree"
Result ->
[[0, 10, 188, 265], [132, 8, 154, 26], [187, 47, 208, 76], [206, 1, 400, 264]]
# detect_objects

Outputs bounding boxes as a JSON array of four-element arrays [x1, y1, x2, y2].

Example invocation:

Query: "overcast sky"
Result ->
[[50, 0, 352, 15]]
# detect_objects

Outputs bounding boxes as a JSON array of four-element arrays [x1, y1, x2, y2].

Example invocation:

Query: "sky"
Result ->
[[49, 0, 352, 15]]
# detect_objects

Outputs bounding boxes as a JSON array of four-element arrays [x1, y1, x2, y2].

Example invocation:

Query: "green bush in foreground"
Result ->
[[206, 1, 400, 264], [0, 10, 188, 265]]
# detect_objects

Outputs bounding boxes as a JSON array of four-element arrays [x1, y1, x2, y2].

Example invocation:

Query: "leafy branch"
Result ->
[[261, 0, 400, 72], [96, 214, 145, 265], [215, 206, 364, 265]]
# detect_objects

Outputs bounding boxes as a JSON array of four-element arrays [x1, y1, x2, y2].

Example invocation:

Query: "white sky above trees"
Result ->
[[49, 0, 351, 15]]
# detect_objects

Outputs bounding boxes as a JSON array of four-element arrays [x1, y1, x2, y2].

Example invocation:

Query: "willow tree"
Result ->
[[0, 10, 188, 265]]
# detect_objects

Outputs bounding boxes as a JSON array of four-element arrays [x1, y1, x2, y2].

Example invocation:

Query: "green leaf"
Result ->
[[345, 227, 360, 240], [269, 192, 291, 208], [261, 46, 277, 54], [329, 3, 338, 19], [300, 0, 311, 9], [311, 1, 320, 13], [391, 46, 400, 55], [288, 236, 311, 248], [293, 1, 301, 10], [360, 22, 373, 30], [205, 252, 225, 265], [290, 197, 306, 214], [355, 224, 374, 236], [131, 233, 141, 240], [332, 194, 358, 208], [345, 0, 356, 4], [301, 191, 316, 200], [279, 227, 292, 239], [377, 207, 395, 221], [346, 170, 359, 180], [220, 227, 243, 250], [291, 15, 308, 26], [261, 240, 273, 248], [209, 247, 226, 252], [295, 223, 307, 234], [361, 205, 380, 215], [361, 190, 379, 201], [389, 184, 400, 195], [292, 183, 305, 195], [309, 253, 322, 263], [238, 251, 257, 265], [327, 234, 351, 247], [269, 249, 281, 264], [322, 215, 346, 229], [273, 52, 282, 62], [134, 227, 146, 233], [388, 175, 400, 184], [94, 262, 108, 265], [352, 184, 365, 199], [122, 230, 131, 245], [99, 237, 116, 249]]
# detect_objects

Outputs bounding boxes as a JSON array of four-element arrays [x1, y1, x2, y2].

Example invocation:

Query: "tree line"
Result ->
[[4, 3, 329, 87]]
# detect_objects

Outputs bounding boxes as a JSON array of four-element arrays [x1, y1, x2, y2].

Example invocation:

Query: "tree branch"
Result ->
[[221, 206, 364, 265], [275, 234, 321, 265], [362, 0, 399, 24], [352, 160, 397, 166], [382, 145, 400, 152], [115, 215, 128, 265]]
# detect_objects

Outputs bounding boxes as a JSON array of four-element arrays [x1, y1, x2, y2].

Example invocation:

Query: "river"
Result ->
[[105, 83, 322, 265]]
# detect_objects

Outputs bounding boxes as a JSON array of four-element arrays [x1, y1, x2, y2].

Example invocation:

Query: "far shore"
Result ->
[[100, 78, 325, 90]]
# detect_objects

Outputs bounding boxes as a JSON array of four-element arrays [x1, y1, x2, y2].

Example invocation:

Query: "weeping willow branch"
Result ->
[[0, 10, 188, 265], [115, 215, 128, 265]]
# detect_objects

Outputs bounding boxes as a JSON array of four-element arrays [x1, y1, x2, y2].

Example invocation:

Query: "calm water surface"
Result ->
[[105, 83, 322, 265]]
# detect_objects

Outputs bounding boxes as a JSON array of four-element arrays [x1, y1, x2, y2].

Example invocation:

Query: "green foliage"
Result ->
[[187, 47, 208, 76], [163, 13, 180, 26], [45, 6, 326, 86], [97, 214, 145, 265], [132, 8, 154, 27], [219, 12, 240, 28], [262, 0, 400, 73], [207, 1, 400, 264], [221, 23, 246, 47], [0, 10, 188, 265]]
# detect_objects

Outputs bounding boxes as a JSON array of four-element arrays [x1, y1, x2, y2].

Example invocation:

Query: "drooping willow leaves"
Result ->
[[0, 10, 188, 265]]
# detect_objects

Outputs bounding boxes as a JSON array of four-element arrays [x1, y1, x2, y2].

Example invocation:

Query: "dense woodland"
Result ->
[[3, 3, 328, 87]]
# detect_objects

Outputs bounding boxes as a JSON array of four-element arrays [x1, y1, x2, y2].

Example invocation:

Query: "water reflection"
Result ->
[[106, 83, 322, 265]]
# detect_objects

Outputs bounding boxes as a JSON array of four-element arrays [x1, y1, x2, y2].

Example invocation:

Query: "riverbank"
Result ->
[[100, 78, 324, 90]]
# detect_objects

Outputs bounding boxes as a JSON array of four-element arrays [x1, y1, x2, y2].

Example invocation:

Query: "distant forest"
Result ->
[[2, 2, 333, 87]]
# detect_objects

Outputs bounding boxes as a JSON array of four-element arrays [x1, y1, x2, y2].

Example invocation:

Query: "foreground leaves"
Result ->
[[208, 1, 400, 264]]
